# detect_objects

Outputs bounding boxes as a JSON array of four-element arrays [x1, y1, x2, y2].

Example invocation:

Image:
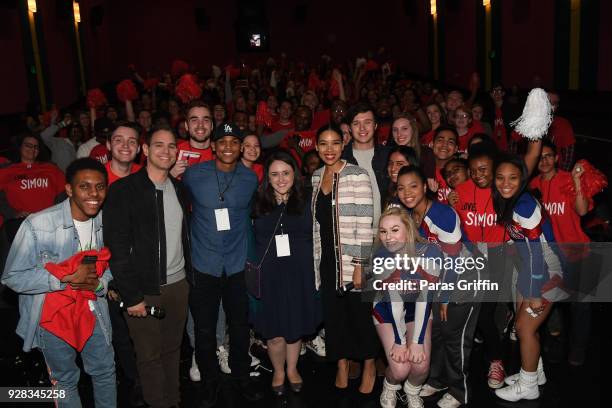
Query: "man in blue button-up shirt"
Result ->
[[183, 122, 262, 406]]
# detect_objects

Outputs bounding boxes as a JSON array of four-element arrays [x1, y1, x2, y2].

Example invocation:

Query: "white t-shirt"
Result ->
[[76, 138, 100, 158], [353, 148, 381, 226], [73, 218, 98, 310]]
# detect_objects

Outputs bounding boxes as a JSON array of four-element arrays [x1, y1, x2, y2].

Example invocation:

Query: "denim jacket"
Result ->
[[1, 199, 112, 352]]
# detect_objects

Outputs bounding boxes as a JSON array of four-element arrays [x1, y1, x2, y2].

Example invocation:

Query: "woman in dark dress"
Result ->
[[311, 125, 379, 396], [251, 151, 320, 396]]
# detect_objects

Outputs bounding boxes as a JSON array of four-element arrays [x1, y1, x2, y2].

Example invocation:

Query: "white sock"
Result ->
[[519, 368, 538, 386], [537, 357, 544, 371], [404, 380, 422, 396], [384, 378, 401, 390]]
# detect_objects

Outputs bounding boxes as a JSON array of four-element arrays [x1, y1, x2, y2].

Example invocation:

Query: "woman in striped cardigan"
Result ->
[[311, 124, 380, 396]]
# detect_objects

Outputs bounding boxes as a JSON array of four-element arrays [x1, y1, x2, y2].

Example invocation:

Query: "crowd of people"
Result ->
[[0, 52, 604, 408]]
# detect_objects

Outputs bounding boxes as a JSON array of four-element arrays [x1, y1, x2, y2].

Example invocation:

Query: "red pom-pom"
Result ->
[[575, 160, 607, 199], [116, 79, 138, 102], [365, 60, 379, 72], [255, 101, 272, 128], [559, 160, 607, 208], [143, 78, 159, 91], [175, 74, 202, 103], [171, 59, 190, 78], [87, 89, 107, 109]]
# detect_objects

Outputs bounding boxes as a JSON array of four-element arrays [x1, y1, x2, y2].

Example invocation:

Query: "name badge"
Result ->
[[214, 208, 231, 231], [275, 234, 291, 257]]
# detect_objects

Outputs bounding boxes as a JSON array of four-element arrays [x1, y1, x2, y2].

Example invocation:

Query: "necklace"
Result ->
[[412, 199, 432, 227]]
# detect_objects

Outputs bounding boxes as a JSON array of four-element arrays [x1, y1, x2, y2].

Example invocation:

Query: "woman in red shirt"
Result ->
[[421, 103, 445, 147], [454, 106, 485, 152], [241, 134, 264, 184]]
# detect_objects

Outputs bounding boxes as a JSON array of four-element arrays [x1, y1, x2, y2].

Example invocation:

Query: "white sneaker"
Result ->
[[495, 375, 539, 402], [249, 350, 261, 367], [419, 383, 447, 397], [380, 378, 401, 408], [189, 352, 201, 382], [437, 392, 461, 408], [509, 325, 517, 342], [487, 360, 506, 389], [305, 335, 326, 357], [504, 369, 546, 386], [300, 343, 307, 356], [217, 345, 231, 374], [403, 381, 424, 408]]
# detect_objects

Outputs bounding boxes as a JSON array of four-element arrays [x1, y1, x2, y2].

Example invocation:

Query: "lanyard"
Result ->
[[215, 166, 237, 202]]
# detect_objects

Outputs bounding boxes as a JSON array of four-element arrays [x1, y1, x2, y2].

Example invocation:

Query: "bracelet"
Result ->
[[95, 281, 104, 293]]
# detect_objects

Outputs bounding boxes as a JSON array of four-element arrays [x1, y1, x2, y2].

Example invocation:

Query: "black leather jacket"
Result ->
[[103, 167, 192, 307]]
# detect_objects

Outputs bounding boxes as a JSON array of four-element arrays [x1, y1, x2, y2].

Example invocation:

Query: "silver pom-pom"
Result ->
[[510, 88, 552, 140]]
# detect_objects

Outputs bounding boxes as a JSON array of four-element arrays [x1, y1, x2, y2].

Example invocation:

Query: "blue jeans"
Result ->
[[39, 318, 116, 408]]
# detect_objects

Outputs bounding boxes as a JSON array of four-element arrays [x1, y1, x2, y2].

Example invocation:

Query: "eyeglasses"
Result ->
[[456, 113, 470, 119], [540, 153, 555, 160], [23, 142, 40, 150]]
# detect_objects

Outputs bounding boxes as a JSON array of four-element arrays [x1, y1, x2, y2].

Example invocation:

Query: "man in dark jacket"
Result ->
[[342, 102, 390, 226], [103, 125, 191, 408]]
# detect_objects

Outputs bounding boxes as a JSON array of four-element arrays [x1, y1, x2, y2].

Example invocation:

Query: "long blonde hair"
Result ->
[[375, 206, 426, 259]]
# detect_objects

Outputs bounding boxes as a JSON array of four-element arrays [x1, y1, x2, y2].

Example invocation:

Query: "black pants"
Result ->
[[476, 246, 505, 362], [108, 297, 139, 384], [428, 302, 480, 405], [190, 270, 250, 382]]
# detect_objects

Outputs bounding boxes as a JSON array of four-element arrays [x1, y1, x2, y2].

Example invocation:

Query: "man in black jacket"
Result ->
[[342, 102, 390, 226], [103, 125, 191, 408]]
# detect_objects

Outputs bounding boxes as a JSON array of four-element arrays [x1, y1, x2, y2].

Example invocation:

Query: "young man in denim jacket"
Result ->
[[2, 158, 115, 407]]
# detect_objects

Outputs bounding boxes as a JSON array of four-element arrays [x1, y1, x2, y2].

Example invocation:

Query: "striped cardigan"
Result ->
[[311, 161, 374, 290]]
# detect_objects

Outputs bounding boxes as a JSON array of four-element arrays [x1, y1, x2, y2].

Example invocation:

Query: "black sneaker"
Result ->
[[234, 378, 264, 402], [199, 379, 220, 408]]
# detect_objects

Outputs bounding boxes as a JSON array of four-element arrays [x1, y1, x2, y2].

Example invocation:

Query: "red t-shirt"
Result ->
[[251, 163, 264, 184], [421, 129, 435, 147], [105, 161, 142, 186], [434, 167, 451, 204], [493, 107, 508, 151], [89, 144, 110, 164], [176, 139, 214, 165], [454, 179, 505, 246], [311, 109, 331, 130], [376, 123, 391, 145], [529, 171, 589, 260], [269, 119, 295, 133], [0, 162, 65, 214], [457, 121, 485, 152], [547, 116, 575, 149], [0, 157, 9, 165], [280, 130, 317, 168], [280, 130, 317, 153]]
